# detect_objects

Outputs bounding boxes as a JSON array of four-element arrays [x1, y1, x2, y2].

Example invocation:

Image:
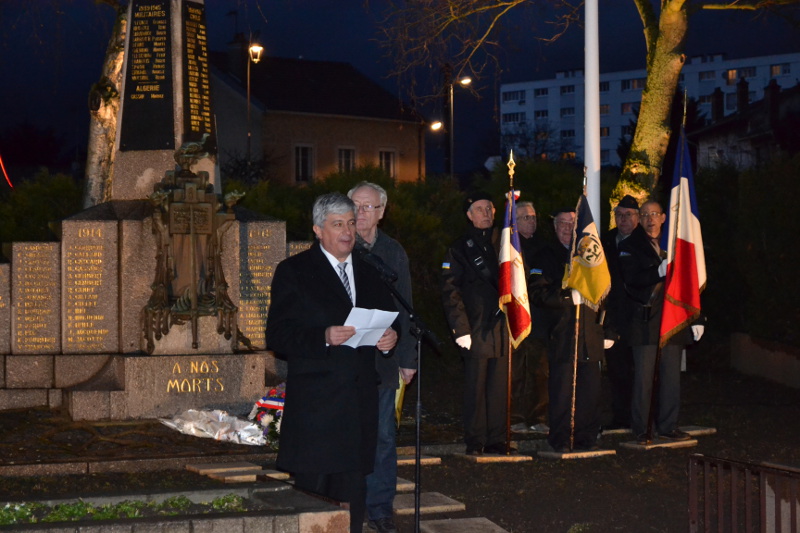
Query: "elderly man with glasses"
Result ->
[[441, 191, 509, 455], [347, 181, 415, 533], [618, 199, 702, 443], [510, 201, 550, 435], [599, 195, 640, 432]]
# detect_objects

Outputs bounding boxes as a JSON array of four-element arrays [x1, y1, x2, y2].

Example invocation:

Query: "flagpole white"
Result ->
[[584, 0, 601, 228]]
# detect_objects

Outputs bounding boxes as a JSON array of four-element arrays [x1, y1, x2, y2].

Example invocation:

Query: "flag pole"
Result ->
[[568, 183, 586, 452], [505, 152, 516, 454]]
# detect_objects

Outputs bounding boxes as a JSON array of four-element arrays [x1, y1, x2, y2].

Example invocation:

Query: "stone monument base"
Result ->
[[0, 351, 285, 421]]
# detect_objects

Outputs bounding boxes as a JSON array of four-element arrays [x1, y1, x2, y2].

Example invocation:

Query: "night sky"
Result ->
[[0, 0, 798, 176]]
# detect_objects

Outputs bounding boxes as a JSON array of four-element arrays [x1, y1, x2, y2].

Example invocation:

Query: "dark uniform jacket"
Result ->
[[601, 227, 635, 342], [266, 241, 397, 476], [520, 233, 555, 341], [441, 225, 506, 358], [618, 225, 692, 347], [528, 241, 604, 363]]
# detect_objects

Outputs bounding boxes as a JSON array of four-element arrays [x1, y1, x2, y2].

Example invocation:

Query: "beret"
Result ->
[[463, 191, 494, 213]]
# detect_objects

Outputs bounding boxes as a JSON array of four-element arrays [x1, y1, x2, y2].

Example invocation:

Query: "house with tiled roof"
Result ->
[[211, 46, 425, 184]]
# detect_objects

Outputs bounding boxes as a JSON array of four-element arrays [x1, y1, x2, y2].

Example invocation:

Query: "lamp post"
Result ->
[[443, 72, 472, 180], [246, 42, 264, 162]]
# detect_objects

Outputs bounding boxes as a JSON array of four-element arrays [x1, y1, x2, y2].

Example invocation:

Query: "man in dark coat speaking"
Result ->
[[266, 192, 398, 533]]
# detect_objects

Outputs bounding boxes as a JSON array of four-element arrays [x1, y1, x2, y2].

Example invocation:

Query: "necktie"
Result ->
[[337, 262, 353, 303]]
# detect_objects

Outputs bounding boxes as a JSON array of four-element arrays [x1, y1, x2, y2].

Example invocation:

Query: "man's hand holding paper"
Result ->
[[342, 307, 399, 349]]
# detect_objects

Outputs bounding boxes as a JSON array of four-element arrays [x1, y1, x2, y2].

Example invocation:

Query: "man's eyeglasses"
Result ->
[[518, 215, 537, 221], [640, 211, 663, 218], [355, 204, 383, 212]]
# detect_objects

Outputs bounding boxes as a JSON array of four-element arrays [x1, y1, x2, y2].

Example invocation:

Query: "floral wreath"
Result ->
[[248, 383, 285, 451]]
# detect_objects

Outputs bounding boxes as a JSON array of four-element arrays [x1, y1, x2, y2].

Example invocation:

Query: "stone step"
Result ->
[[455, 451, 533, 463], [396, 476, 415, 492], [421, 517, 510, 533], [397, 455, 441, 466], [538, 447, 617, 459], [394, 492, 465, 515], [619, 438, 698, 450], [185, 461, 263, 475]]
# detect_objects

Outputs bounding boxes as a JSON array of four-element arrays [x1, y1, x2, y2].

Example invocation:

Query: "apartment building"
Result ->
[[499, 52, 800, 167]]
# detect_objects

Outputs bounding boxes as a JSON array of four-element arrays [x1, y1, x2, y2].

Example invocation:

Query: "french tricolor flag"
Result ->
[[659, 127, 707, 347], [499, 187, 531, 348]]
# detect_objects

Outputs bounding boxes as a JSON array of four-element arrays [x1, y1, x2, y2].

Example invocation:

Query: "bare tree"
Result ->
[[378, 0, 797, 194]]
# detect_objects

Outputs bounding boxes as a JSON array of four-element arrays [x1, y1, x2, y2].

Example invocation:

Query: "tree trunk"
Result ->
[[621, 0, 688, 194], [83, 6, 126, 208]]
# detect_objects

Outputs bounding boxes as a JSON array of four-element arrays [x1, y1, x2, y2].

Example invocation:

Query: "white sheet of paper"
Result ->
[[342, 307, 399, 348]]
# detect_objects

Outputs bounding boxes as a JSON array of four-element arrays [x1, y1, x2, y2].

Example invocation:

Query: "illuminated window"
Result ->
[[295, 145, 313, 183]]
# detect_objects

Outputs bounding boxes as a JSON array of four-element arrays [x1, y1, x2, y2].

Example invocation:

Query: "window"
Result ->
[[771, 63, 790, 77], [294, 145, 313, 183], [740, 66, 756, 78], [699, 70, 715, 82], [338, 148, 355, 173], [600, 126, 610, 138], [379, 150, 396, 178], [600, 149, 610, 164], [599, 104, 610, 115], [561, 129, 575, 139], [621, 102, 636, 114], [599, 81, 609, 92], [621, 125, 635, 136], [534, 88, 549, 97], [502, 90, 525, 102], [560, 85, 575, 95], [725, 69, 738, 85], [560, 152, 576, 160], [621, 78, 646, 90], [726, 92, 737, 111], [502, 112, 526, 124], [534, 110, 548, 120], [698, 94, 714, 105], [560, 107, 575, 118]]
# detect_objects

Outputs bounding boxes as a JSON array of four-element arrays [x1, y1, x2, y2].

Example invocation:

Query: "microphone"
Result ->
[[360, 252, 398, 282]]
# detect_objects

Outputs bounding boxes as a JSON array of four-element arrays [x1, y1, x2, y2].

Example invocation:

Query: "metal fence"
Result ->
[[689, 454, 800, 532]]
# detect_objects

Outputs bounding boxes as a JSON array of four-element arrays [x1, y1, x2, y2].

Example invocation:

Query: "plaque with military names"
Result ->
[[11, 242, 61, 354]]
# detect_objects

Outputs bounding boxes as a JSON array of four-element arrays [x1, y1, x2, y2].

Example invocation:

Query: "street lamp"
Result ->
[[444, 74, 472, 180], [246, 42, 264, 162]]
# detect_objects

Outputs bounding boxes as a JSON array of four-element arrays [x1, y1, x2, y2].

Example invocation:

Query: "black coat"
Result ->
[[528, 241, 605, 363], [441, 226, 506, 358], [266, 242, 397, 475], [618, 226, 692, 347], [601, 227, 634, 342]]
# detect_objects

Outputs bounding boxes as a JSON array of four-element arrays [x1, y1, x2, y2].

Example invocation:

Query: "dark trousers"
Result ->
[[511, 337, 549, 425], [604, 342, 633, 427], [294, 471, 367, 533], [462, 352, 509, 450], [631, 344, 682, 436], [365, 387, 397, 521], [547, 358, 601, 450]]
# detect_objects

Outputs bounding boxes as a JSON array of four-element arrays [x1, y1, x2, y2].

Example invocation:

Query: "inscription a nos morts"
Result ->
[[167, 359, 224, 393]]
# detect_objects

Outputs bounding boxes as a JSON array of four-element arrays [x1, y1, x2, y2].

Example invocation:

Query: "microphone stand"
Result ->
[[375, 272, 441, 533]]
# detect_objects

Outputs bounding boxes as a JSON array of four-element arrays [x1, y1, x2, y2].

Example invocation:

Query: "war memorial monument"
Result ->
[[0, 0, 289, 421]]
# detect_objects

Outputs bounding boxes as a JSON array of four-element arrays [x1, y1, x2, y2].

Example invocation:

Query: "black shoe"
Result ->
[[484, 442, 517, 454], [575, 443, 600, 452], [465, 446, 483, 456], [636, 433, 651, 445], [367, 516, 398, 533], [660, 429, 691, 441], [552, 445, 570, 453]]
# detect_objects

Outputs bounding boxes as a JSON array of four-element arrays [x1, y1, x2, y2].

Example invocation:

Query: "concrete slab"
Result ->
[[397, 455, 441, 466], [258, 469, 290, 481], [186, 462, 263, 474], [538, 448, 617, 460], [394, 492, 466, 515], [600, 427, 632, 435], [682, 425, 717, 436], [455, 452, 533, 464], [619, 438, 698, 450], [206, 469, 265, 483], [397, 477, 415, 492], [420, 517, 510, 533]]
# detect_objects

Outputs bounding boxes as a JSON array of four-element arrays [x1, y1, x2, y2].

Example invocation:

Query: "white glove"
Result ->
[[691, 325, 705, 342], [658, 259, 668, 278], [604, 339, 615, 349], [455, 334, 472, 350], [570, 289, 583, 306]]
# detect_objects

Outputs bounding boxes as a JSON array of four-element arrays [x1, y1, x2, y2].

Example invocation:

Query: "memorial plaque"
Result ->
[[287, 241, 313, 257], [181, 1, 215, 148], [169, 203, 213, 234], [11, 242, 60, 354], [239, 222, 286, 349], [119, 0, 174, 151], [61, 221, 119, 354], [0, 264, 9, 354]]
